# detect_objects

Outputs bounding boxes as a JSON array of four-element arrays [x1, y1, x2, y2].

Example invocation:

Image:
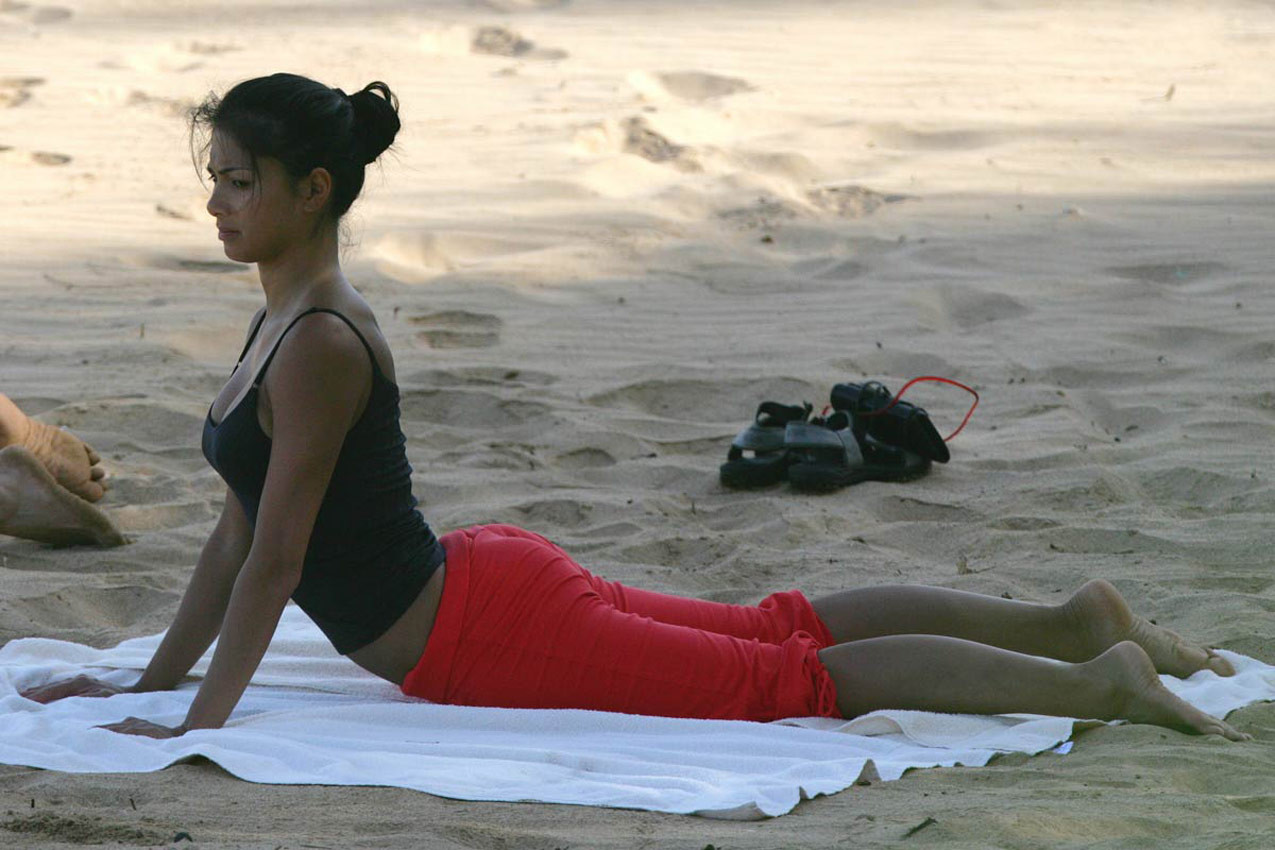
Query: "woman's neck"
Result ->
[[257, 224, 344, 313]]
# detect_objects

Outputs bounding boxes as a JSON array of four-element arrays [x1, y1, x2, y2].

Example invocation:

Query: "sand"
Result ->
[[3, 0, 1274, 846]]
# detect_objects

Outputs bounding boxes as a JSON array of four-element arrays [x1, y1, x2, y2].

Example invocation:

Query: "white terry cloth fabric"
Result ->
[[1, 605, 1271, 820]]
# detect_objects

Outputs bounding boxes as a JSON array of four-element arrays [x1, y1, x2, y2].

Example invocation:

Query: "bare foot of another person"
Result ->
[[1087, 641, 1249, 741], [1066, 579, 1235, 678], [0, 446, 125, 547], [0, 393, 107, 502]]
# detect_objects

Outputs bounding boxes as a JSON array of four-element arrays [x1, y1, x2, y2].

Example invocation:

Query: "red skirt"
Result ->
[[401, 524, 840, 721]]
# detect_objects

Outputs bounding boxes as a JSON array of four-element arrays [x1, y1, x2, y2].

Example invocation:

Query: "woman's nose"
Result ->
[[206, 186, 224, 218]]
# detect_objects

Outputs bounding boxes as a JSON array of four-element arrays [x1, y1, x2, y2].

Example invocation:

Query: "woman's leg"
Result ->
[[810, 580, 1233, 678], [818, 636, 1248, 740]]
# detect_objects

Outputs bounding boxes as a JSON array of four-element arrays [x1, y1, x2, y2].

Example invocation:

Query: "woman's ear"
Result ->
[[299, 167, 333, 214]]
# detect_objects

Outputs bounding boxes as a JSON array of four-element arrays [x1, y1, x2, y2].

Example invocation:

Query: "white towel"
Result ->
[[0, 605, 1269, 819]]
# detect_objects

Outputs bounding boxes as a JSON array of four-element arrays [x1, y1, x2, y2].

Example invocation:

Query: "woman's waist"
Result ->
[[345, 560, 447, 684]]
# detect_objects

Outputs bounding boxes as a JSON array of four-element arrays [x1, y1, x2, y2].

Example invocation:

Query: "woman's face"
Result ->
[[205, 131, 307, 264]]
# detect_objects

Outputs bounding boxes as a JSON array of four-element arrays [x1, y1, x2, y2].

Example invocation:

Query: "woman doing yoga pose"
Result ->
[[18, 74, 1247, 742]]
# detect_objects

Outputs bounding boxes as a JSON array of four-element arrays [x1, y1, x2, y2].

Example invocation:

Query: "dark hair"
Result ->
[[190, 73, 400, 219]]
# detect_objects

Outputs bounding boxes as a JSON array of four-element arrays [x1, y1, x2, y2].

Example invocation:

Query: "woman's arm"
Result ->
[[130, 489, 253, 692], [129, 304, 267, 692], [107, 313, 373, 735], [20, 488, 253, 705]]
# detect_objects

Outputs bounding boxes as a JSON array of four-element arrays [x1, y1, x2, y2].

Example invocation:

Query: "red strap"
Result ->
[[861, 376, 979, 442]]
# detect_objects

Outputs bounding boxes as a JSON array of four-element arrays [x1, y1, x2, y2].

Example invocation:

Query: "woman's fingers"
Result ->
[[20, 679, 75, 703], [21, 674, 122, 703], [97, 717, 182, 738]]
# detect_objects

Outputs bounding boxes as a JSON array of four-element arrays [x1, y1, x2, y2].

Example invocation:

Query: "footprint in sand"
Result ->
[[399, 388, 547, 429], [717, 195, 803, 231], [0, 1, 60, 18], [181, 40, 240, 55], [1106, 262, 1228, 285], [553, 447, 617, 470], [30, 151, 71, 166], [615, 535, 739, 571], [122, 90, 193, 118], [916, 284, 1030, 331], [0, 76, 43, 108], [470, 25, 567, 60], [807, 184, 909, 218], [510, 497, 594, 529], [718, 185, 904, 232], [865, 123, 1001, 152], [619, 117, 700, 171], [627, 70, 754, 103], [0, 1, 71, 24], [573, 116, 703, 172], [374, 231, 544, 282], [436, 441, 540, 471], [1137, 466, 1265, 514], [31, 4, 68, 22], [154, 203, 191, 221], [409, 310, 503, 349]]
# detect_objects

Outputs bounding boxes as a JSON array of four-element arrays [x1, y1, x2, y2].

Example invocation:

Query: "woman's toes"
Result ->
[[1173, 643, 1214, 677], [1129, 618, 1225, 679], [1206, 651, 1236, 677]]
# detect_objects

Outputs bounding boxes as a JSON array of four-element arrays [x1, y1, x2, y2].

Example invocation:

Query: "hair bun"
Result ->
[[348, 81, 400, 165]]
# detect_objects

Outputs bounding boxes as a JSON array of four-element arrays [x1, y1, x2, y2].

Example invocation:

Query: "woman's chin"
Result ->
[[219, 243, 250, 264]]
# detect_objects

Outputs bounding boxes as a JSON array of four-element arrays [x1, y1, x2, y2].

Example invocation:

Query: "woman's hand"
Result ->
[[96, 717, 186, 739], [20, 674, 130, 704]]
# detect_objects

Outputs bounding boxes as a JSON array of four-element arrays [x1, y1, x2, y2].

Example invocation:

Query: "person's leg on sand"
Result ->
[[0, 446, 125, 547], [0, 393, 108, 502], [817, 635, 1249, 741], [810, 579, 1234, 678]]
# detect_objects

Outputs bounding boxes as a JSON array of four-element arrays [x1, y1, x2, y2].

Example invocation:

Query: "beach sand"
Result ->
[[3, 0, 1275, 846]]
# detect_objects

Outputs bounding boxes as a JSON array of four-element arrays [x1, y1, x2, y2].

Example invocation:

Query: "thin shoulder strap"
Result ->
[[234, 309, 268, 364], [252, 307, 379, 387]]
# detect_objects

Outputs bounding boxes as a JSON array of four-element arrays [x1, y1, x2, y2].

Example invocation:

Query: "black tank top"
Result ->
[[201, 307, 445, 654]]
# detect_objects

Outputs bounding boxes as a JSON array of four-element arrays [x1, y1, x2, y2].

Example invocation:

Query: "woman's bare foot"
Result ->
[[0, 446, 125, 547], [0, 393, 107, 502], [1065, 579, 1235, 678], [1086, 641, 1249, 741]]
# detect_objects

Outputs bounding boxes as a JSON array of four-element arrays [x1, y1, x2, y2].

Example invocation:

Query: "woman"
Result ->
[[20, 74, 1248, 742]]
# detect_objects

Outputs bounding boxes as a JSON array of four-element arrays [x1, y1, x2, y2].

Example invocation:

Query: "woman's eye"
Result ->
[[232, 180, 251, 190]]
